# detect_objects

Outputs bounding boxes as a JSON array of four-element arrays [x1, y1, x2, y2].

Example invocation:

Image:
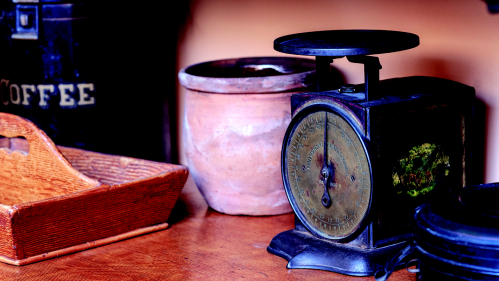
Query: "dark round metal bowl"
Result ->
[[378, 183, 499, 281]]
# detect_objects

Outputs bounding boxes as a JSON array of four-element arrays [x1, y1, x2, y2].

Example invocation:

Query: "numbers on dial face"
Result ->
[[285, 111, 371, 239]]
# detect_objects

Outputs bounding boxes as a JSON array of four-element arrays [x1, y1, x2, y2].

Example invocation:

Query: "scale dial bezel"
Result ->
[[282, 103, 373, 241]]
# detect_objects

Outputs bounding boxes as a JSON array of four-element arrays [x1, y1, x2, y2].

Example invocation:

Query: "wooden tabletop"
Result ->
[[0, 176, 415, 280]]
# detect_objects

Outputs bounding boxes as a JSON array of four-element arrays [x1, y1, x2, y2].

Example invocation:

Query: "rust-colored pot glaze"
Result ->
[[179, 57, 316, 216]]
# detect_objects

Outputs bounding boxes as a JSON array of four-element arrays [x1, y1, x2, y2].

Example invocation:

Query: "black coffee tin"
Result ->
[[0, 1, 176, 162], [0, 1, 101, 149]]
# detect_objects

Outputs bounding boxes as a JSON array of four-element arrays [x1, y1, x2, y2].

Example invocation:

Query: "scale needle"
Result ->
[[322, 112, 333, 208]]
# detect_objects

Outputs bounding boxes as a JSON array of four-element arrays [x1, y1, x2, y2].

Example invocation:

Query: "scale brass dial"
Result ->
[[283, 110, 372, 239]]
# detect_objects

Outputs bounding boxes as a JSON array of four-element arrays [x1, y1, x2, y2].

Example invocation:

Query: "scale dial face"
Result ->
[[283, 109, 372, 240]]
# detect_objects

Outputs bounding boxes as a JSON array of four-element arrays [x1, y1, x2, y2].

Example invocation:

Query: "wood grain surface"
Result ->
[[0, 176, 416, 280]]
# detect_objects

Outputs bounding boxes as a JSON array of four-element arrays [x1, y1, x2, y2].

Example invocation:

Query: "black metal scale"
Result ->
[[267, 30, 475, 276]]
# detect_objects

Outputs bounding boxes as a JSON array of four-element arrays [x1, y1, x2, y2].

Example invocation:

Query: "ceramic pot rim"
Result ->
[[178, 56, 316, 94]]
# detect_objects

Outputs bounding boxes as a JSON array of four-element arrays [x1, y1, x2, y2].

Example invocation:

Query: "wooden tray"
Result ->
[[0, 113, 188, 265]]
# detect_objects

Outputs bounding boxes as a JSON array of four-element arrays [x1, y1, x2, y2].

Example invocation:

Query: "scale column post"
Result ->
[[315, 56, 343, 92], [315, 56, 333, 91], [347, 56, 382, 101]]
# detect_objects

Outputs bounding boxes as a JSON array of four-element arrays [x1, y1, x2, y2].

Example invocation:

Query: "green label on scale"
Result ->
[[392, 143, 450, 199]]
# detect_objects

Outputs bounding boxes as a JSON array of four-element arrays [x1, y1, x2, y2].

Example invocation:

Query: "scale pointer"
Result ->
[[321, 112, 333, 207]]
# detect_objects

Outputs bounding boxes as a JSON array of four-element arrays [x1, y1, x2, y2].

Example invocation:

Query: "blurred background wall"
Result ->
[[177, 0, 499, 184]]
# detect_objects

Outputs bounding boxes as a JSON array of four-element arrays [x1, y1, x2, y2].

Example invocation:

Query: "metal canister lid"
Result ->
[[414, 184, 499, 278], [377, 183, 499, 281]]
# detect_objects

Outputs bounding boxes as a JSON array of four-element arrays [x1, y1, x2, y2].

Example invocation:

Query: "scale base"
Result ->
[[267, 228, 407, 276]]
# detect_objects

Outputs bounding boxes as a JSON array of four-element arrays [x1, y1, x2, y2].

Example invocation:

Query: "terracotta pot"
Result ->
[[179, 57, 316, 216]]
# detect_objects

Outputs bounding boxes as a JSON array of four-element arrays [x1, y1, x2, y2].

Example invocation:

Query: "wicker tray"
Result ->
[[0, 113, 188, 265]]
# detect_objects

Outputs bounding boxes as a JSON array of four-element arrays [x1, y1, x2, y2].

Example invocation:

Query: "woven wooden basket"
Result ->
[[0, 113, 188, 265]]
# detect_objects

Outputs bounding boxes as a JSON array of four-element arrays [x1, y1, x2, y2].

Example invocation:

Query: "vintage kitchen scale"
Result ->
[[267, 30, 475, 276]]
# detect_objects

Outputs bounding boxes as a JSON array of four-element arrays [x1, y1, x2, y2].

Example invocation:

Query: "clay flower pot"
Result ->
[[179, 57, 316, 216]]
